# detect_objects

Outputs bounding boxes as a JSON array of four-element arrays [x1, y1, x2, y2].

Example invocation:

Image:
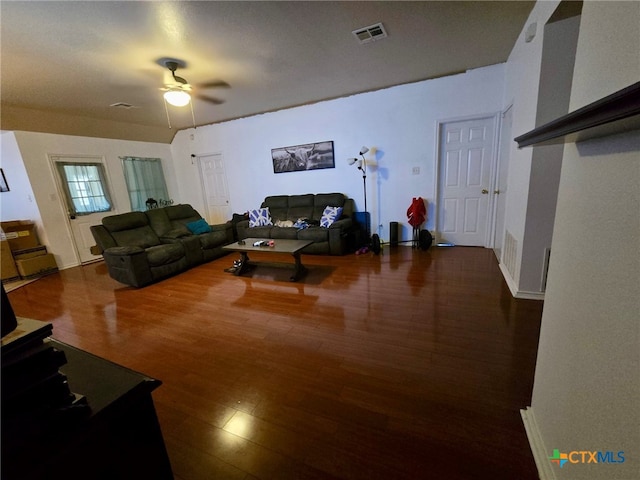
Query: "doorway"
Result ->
[[493, 105, 513, 261], [436, 115, 498, 246], [198, 153, 230, 224], [51, 155, 115, 264]]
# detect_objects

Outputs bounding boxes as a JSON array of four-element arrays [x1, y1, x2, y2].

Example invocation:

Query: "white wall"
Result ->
[[169, 64, 506, 243], [11, 132, 173, 269], [519, 13, 581, 294], [1, 132, 41, 225], [501, 0, 560, 295], [527, 2, 640, 479]]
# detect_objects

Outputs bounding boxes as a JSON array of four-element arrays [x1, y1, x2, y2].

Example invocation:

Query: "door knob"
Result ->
[[494, 190, 500, 194], [481, 189, 489, 194]]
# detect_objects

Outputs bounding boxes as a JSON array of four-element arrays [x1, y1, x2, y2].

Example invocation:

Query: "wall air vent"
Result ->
[[352, 22, 387, 45]]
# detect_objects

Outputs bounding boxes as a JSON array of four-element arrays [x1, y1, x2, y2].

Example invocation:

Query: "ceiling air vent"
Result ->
[[352, 22, 387, 45], [110, 102, 137, 109]]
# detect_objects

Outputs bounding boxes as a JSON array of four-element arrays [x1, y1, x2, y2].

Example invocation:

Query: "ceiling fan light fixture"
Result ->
[[164, 89, 191, 107]]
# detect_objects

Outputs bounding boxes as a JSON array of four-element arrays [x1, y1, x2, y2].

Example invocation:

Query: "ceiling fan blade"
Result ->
[[196, 80, 230, 89], [195, 94, 226, 105]]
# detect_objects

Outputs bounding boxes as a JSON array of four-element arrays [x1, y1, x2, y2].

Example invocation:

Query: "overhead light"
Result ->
[[164, 89, 191, 107]]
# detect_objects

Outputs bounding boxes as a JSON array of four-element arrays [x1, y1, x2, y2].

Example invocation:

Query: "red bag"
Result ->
[[407, 197, 426, 228]]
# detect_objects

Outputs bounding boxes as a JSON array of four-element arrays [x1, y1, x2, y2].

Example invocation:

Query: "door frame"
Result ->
[[48, 154, 117, 265], [490, 102, 514, 260], [433, 112, 501, 247], [196, 151, 231, 224]]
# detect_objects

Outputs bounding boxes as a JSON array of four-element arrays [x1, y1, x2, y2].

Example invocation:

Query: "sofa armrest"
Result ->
[[102, 246, 153, 287], [328, 218, 353, 231], [235, 219, 251, 240], [327, 218, 353, 255], [90, 224, 117, 251]]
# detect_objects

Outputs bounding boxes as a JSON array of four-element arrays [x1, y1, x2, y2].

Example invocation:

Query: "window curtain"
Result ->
[[55, 162, 113, 216], [121, 157, 169, 211]]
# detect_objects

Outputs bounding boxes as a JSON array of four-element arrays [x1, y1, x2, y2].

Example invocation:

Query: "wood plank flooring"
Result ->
[[7, 246, 543, 480]]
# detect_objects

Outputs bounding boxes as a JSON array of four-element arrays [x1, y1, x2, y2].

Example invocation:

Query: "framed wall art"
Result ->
[[271, 140, 335, 173], [0, 169, 9, 192]]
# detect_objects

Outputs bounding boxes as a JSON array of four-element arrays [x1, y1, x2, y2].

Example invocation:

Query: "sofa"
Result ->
[[235, 193, 355, 255], [90, 204, 233, 287]]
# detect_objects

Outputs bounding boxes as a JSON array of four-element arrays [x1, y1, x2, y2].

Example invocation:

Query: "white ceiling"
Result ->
[[1, 1, 534, 143]]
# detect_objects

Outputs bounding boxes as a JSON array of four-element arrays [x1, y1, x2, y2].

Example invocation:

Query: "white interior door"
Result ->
[[51, 155, 115, 264], [198, 153, 230, 224], [437, 116, 496, 246], [493, 105, 512, 260]]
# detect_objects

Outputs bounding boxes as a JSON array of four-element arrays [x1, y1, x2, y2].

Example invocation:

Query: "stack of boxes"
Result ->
[[1, 221, 58, 283]]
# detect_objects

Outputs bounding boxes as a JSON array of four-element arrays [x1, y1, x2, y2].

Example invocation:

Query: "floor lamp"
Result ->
[[347, 146, 370, 244]]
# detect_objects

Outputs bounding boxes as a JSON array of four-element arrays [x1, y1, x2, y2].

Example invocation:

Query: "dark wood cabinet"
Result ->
[[2, 339, 173, 480]]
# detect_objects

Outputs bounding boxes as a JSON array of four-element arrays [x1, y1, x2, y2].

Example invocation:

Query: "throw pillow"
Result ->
[[186, 218, 212, 235], [320, 206, 343, 228], [248, 207, 272, 227]]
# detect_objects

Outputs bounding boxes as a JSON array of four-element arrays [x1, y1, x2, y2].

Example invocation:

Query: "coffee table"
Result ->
[[222, 238, 313, 281]]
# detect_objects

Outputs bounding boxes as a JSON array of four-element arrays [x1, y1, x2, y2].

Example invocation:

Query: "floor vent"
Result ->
[[352, 22, 387, 44], [504, 230, 518, 279]]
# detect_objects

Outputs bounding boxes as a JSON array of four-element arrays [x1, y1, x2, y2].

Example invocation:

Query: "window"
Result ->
[[121, 157, 170, 211], [55, 162, 113, 215]]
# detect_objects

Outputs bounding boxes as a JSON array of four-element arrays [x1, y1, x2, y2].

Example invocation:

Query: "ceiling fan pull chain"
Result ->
[[164, 99, 172, 129]]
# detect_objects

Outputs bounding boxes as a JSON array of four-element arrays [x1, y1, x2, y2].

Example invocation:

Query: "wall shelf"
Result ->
[[515, 81, 640, 147]]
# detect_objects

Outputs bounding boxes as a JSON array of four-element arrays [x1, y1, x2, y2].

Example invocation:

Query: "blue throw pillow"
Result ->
[[186, 218, 212, 235], [248, 207, 273, 227], [320, 206, 343, 228]]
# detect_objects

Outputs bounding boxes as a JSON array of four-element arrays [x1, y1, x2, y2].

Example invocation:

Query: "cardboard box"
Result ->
[[1, 240, 20, 282], [13, 245, 48, 261], [1, 221, 39, 251], [16, 254, 58, 280]]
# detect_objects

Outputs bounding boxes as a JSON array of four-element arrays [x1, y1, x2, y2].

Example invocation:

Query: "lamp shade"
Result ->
[[164, 89, 191, 107], [359, 146, 369, 155], [347, 158, 358, 165]]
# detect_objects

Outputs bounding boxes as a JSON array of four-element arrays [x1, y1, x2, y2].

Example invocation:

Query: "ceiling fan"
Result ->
[[161, 59, 230, 107]]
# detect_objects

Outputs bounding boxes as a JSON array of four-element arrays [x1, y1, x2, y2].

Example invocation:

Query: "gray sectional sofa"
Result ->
[[235, 193, 355, 255], [90, 204, 233, 287]]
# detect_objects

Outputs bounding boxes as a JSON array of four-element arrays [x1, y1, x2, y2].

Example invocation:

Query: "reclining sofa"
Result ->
[[235, 193, 355, 255], [90, 204, 233, 287]]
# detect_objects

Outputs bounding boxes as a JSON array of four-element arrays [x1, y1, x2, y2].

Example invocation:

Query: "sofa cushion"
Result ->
[[249, 207, 272, 227], [145, 243, 185, 267], [163, 227, 191, 239], [261, 196, 287, 222], [187, 218, 212, 234], [270, 227, 299, 240], [320, 206, 343, 227], [145, 208, 173, 237], [166, 204, 201, 222], [103, 212, 161, 249], [313, 193, 346, 220], [103, 211, 148, 232], [298, 226, 329, 243], [247, 225, 272, 238], [198, 230, 230, 249]]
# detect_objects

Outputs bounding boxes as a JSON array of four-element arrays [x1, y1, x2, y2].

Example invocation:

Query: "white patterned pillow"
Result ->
[[248, 207, 272, 227], [320, 206, 343, 228]]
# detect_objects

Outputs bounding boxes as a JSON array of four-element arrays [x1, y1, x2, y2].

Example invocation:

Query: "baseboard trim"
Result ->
[[521, 407, 556, 480], [499, 263, 546, 300]]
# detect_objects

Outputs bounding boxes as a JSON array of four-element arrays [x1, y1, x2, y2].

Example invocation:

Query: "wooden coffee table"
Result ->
[[222, 238, 313, 281]]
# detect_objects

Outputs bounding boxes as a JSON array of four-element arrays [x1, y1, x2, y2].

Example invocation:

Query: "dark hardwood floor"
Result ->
[[8, 246, 543, 480]]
